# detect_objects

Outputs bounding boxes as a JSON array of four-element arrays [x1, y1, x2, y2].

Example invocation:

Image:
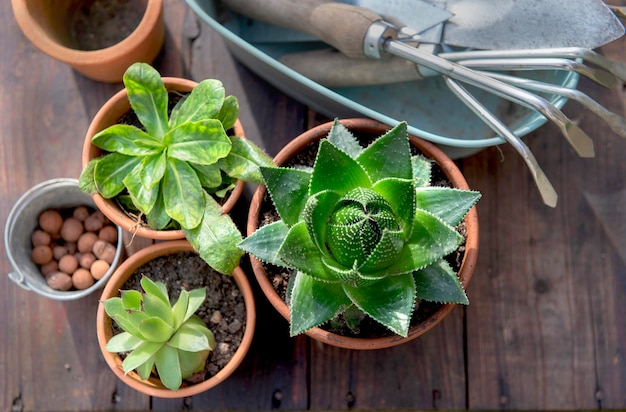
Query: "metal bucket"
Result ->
[[4, 178, 124, 300]]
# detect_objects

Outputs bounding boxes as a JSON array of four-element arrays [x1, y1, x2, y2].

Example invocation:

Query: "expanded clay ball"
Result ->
[[90, 260, 110, 280], [92, 239, 117, 264], [72, 206, 90, 221], [58, 254, 79, 274], [47, 272, 73, 291], [84, 214, 104, 232], [31, 245, 53, 265], [77, 232, 98, 253], [72, 268, 94, 290], [53, 245, 68, 260], [39, 209, 63, 236], [98, 225, 118, 244], [60, 218, 83, 242], [31, 230, 51, 246], [79, 253, 96, 269]]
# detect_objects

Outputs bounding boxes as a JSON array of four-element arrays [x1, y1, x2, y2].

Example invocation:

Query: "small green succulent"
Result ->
[[104, 276, 215, 391], [239, 120, 480, 337], [79, 62, 273, 275]]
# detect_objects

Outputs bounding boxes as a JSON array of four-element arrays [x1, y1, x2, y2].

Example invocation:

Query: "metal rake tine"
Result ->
[[384, 40, 595, 158], [480, 71, 626, 139], [444, 77, 558, 207], [454, 57, 618, 89], [440, 47, 626, 83]]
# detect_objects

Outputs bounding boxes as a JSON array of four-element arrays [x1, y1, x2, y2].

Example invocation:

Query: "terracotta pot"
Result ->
[[81, 77, 246, 240], [246, 118, 479, 350], [11, 0, 165, 83], [96, 240, 256, 398]]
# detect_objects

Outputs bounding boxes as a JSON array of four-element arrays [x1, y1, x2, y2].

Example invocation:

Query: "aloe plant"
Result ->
[[239, 120, 480, 337], [79, 62, 273, 275], [104, 276, 215, 391]]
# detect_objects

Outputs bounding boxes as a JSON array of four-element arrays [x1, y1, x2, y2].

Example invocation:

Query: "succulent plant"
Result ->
[[79, 62, 273, 274], [239, 120, 480, 337], [103, 276, 215, 391]]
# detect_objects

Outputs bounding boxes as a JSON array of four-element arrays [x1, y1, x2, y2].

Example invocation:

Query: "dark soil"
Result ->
[[113, 252, 247, 384], [70, 0, 146, 51], [257, 132, 466, 339]]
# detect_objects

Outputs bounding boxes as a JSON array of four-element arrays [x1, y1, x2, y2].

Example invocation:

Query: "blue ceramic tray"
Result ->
[[186, 0, 579, 158]]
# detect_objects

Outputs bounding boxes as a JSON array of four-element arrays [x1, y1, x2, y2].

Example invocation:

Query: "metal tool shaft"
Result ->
[[445, 77, 558, 207], [381, 37, 595, 157]]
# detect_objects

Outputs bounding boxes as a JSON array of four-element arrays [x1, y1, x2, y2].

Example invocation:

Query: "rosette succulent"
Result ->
[[104, 276, 215, 391], [239, 120, 480, 337], [79, 62, 273, 275]]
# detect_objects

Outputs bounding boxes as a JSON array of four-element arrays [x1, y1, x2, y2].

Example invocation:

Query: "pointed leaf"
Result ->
[[310, 140, 371, 195], [326, 119, 362, 158], [136, 355, 155, 380], [121, 341, 163, 374], [94, 153, 142, 199], [143, 294, 174, 327], [123, 63, 169, 139], [371, 178, 416, 238], [105, 332, 143, 353], [138, 317, 174, 342], [92, 124, 164, 155], [154, 344, 182, 391], [121, 290, 143, 310], [279, 221, 338, 282], [103, 298, 142, 337], [289, 271, 352, 336], [169, 79, 225, 128], [178, 349, 209, 380], [261, 166, 311, 226], [163, 157, 205, 229], [217, 136, 274, 184], [168, 325, 210, 352], [182, 193, 243, 274], [343, 273, 415, 337], [356, 122, 412, 181], [412, 155, 432, 187], [166, 120, 231, 165], [238, 220, 290, 266], [303, 190, 341, 259], [414, 260, 468, 304], [416, 187, 481, 226], [171, 289, 189, 328], [140, 277, 170, 304], [184, 288, 207, 322]]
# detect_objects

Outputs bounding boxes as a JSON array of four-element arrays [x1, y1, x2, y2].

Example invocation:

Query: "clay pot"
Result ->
[[81, 77, 246, 240], [246, 118, 479, 350], [11, 0, 165, 83], [96, 240, 256, 398]]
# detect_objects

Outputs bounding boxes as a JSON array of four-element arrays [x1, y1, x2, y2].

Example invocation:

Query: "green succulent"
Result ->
[[104, 276, 215, 392], [79, 62, 273, 274], [239, 120, 480, 337]]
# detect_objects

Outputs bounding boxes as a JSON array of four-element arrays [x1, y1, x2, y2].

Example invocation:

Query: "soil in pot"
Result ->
[[70, 0, 146, 51], [257, 133, 468, 339], [114, 251, 246, 380]]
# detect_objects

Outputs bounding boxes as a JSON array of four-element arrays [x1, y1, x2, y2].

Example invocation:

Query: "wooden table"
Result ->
[[2, 0, 626, 410]]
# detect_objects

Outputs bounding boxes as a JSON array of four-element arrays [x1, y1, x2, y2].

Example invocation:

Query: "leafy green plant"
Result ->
[[104, 276, 215, 391], [79, 62, 273, 275], [239, 120, 480, 337]]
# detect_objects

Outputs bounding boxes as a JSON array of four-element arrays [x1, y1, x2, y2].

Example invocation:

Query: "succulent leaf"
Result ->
[[414, 260, 469, 304], [326, 119, 362, 158], [155, 344, 182, 391], [343, 273, 415, 337], [105, 332, 143, 352], [140, 277, 170, 304], [184, 289, 207, 323], [416, 187, 481, 227], [371, 178, 416, 238], [289, 271, 352, 336], [309, 140, 371, 196], [136, 356, 156, 380], [238, 220, 290, 266], [279, 222, 338, 282], [143, 294, 174, 327], [121, 290, 143, 311], [138, 317, 175, 342], [168, 324, 211, 352], [261, 167, 312, 226], [412, 155, 432, 187], [356, 122, 412, 181], [122, 341, 164, 374], [303, 190, 341, 259]]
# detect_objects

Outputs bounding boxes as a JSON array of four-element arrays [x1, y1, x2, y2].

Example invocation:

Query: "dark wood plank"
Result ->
[[460, 36, 626, 408]]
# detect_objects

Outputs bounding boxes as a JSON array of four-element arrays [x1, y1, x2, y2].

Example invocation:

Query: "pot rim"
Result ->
[[247, 118, 479, 350], [81, 77, 246, 240], [96, 239, 256, 398]]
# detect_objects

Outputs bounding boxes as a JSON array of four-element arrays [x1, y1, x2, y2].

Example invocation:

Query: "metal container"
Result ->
[[4, 178, 124, 301]]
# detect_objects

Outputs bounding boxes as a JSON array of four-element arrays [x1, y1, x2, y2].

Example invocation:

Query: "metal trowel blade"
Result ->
[[443, 0, 625, 50]]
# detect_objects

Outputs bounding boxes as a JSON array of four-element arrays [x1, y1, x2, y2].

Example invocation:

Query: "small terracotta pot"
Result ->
[[96, 240, 256, 398], [246, 118, 479, 350], [11, 0, 165, 83], [82, 77, 246, 240]]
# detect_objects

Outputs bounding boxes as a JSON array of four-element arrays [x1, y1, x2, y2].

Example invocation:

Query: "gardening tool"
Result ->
[[445, 77, 558, 207], [219, 0, 624, 206]]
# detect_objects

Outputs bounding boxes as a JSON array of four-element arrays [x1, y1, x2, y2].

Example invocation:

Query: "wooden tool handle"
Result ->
[[222, 0, 383, 57]]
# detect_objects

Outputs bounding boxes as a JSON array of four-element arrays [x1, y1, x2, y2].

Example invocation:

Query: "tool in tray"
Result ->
[[221, 0, 626, 208]]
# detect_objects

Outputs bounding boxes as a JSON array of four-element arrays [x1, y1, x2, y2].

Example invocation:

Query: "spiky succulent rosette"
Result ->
[[239, 120, 480, 337]]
